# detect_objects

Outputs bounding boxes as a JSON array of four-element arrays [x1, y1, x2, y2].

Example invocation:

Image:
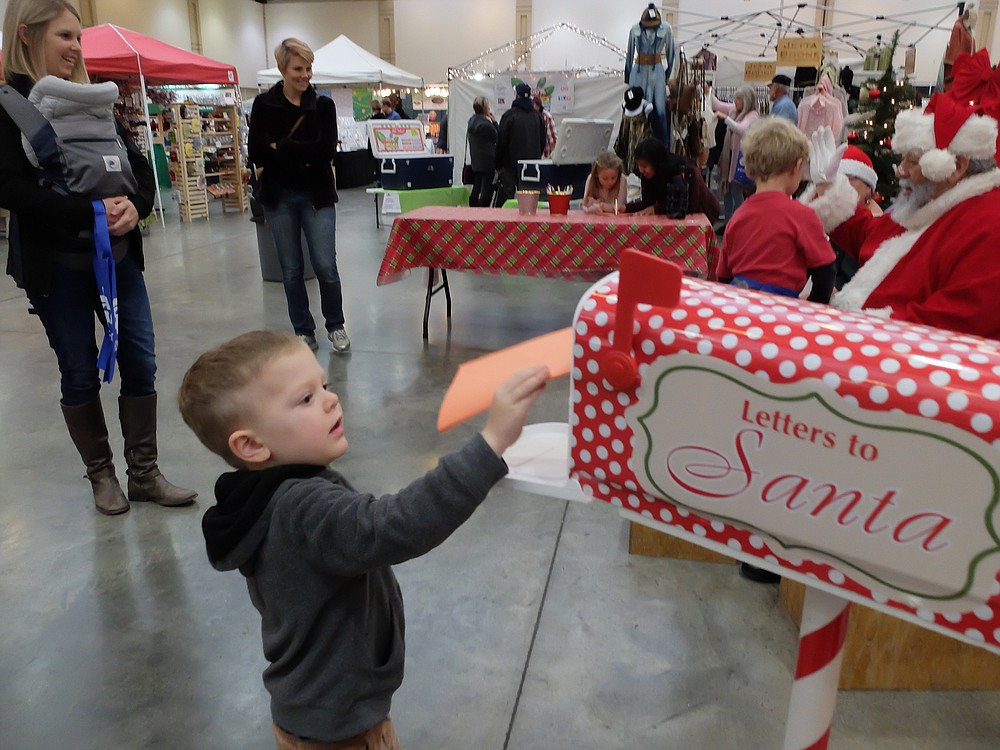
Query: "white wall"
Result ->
[[200, 0, 267, 90], [394, 0, 513, 84], [94, 0, 191, 51], [257, 1, 379, 61]]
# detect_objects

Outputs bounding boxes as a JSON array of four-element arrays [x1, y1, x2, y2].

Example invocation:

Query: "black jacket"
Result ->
[[466, 113, 498, 173], [495, 99, 545, 171], [0, 74, 155, 294], [248, 82, 338, 208]]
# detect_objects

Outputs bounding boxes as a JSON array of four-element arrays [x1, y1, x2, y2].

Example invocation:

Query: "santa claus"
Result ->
[[802, 94, 1000, 339]]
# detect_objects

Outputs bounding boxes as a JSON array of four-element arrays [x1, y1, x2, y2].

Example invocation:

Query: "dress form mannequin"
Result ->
[[942, 3, 977, 92], [625, 3, 675, 147]]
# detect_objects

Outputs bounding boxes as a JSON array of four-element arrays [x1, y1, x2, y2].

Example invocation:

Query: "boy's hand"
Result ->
[[809, 126, 847, 184], [481, 365, 550, 456]]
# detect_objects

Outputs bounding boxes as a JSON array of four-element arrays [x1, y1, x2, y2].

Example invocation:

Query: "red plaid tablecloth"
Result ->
[[377, 206, 717, 285]]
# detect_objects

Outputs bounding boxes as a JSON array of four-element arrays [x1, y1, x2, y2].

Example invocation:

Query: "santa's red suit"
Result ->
[[804, 169, 1000, 339]]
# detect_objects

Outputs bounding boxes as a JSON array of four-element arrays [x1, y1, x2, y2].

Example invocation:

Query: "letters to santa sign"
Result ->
[[571, 272, 1000, 652]]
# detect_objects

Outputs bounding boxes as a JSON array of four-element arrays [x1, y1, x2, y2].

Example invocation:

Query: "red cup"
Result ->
[[548, 192, 571, 215]]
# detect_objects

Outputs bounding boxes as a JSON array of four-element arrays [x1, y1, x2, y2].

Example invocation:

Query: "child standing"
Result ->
[[582, 150, 627, 214], [715, 117, 836, 303], [178, 330, 548, 749]]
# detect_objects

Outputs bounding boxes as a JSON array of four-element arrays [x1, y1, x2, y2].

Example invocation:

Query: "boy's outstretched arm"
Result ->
[[481, 365, 550, 456]]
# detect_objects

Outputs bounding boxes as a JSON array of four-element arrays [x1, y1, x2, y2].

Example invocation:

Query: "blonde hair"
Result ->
[[2, 0, 88, 85], [274, 38, 315, 71], [742, 116, 809, 182], [178, 330, 305, 468], [585, 150, 624, 201], [473, 96, 490, 115]]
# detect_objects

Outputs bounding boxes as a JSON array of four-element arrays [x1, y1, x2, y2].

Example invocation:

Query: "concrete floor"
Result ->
[[0, 188, 998, 749]]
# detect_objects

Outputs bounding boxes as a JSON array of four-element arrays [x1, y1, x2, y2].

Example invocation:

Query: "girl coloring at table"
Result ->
[[582, 150, 628, 214]]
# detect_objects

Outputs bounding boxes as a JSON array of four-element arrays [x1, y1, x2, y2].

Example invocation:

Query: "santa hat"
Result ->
[[892, 93, 998, 181], [838, 146, 878, 190]]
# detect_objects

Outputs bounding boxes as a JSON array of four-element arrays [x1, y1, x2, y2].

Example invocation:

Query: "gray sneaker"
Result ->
[[328, 327, 351, 353], [300, 334, 319, 351]]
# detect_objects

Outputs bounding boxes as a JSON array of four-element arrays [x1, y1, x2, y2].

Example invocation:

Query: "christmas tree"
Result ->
[[846, 31, 920, 204]]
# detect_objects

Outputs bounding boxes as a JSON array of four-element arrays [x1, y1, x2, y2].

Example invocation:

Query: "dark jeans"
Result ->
[[27, 252, 156, 406], [469, 170, 495, 207], [263, 189, 345, 336]]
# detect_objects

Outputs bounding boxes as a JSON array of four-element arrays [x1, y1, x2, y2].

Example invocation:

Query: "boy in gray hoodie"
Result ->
[[178, 330, 548, 748]]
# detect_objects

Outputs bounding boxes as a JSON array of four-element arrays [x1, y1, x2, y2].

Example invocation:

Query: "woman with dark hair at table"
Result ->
[[466, 96, 499, 207]]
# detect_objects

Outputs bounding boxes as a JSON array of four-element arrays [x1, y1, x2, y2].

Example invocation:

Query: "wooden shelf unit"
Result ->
[[167, 103, 209, 222], [201, 104, 248, 213]]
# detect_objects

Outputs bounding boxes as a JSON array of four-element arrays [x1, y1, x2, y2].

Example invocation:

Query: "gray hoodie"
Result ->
[[204, 434, 506, 742]]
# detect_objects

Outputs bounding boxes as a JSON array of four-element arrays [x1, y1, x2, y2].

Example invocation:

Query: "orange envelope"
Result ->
[[438, 327, 574, 432]]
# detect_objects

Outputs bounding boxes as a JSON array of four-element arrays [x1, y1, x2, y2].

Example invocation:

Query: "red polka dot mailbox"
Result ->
[[564, 250, 1000, 747]]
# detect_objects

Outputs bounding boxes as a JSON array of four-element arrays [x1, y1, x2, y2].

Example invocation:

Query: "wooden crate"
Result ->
[[628, 521, 733, 564]]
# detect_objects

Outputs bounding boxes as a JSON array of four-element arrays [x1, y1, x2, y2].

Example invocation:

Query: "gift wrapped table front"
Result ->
[[377, 206, 717, 339]]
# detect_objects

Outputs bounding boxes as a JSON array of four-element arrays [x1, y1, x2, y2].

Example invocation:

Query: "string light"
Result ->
[[450, 22, 626, 81]]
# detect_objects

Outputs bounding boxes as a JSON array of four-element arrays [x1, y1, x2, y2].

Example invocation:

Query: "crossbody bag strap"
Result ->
[[0, 85, 64, 180]]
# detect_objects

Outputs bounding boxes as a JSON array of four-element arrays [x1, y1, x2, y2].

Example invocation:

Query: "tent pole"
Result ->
[[108, 25, 166, 228], [138, 70, 166, 229]]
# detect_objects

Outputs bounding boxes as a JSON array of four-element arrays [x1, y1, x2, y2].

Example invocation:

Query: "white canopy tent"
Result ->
[[256, 34, 423, 88], [447, 25, 627, 186]]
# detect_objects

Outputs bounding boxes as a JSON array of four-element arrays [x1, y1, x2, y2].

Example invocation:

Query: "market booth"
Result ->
[[257, 35, 424, 189], [447, 251, 1000, 749], [82, 24, 244, 222]]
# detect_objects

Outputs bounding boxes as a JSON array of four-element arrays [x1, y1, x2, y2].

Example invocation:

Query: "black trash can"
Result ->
[[252, 216, 315, 282]]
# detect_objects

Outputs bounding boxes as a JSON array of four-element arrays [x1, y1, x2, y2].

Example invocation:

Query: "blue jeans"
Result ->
[[724, 181, 746, 220], [263, 189, 344, 336], [27, 253, 156, 406]]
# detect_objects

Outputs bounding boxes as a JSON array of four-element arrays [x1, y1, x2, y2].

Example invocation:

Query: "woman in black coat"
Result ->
[[466, 96, 499, 207]]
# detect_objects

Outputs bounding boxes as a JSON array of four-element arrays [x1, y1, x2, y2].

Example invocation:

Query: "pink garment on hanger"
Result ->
[[797, 76, 844, 141]]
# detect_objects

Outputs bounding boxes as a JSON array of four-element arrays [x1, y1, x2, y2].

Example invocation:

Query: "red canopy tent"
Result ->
[[80, 24, 239, 222], [81, 24, 238, 86]]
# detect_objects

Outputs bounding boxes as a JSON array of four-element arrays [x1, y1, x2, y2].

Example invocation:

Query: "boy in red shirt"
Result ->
[[716, 117, 836, 303]]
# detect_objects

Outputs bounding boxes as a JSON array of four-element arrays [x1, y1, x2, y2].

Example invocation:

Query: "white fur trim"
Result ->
[[799, 173, 858, 233], [919, 149, 957, 181], [838, 159, 878, 190], [895, 168, 1000, 230], [892, 105, 998, 159], [832, 228, 928, 313], [893, 108, 936, 154], [949, 113, 998, 159], [862, 307, 893, 319]]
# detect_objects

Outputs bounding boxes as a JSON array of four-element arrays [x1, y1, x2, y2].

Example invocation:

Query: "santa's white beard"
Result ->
[[891, 178, 939, 221]]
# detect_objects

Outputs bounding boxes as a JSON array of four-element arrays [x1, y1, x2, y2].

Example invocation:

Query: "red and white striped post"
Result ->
[[782, 586, 852, 750]]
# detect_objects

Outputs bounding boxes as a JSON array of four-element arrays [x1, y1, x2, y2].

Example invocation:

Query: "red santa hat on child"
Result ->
[[838, 146, 878, 190], [892, 93, 998, 181]]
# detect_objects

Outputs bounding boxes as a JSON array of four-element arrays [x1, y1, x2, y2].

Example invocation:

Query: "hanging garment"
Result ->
[[692, 48, 717, 71], [798, 76, 845, 142], [625, 21, 675, 147], [614, 102, 655, 176]]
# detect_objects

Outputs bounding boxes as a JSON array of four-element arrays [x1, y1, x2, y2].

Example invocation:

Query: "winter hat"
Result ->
[[623, 86, 646, 114], [641, 3, 662, 28], [770, 74, 792, 87], [515, 82, 532, 99], [892, 93, 998, 181], [838, 146, 878, 190]]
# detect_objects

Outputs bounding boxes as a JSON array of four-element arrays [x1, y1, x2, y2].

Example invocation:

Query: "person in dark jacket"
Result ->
[[494, 82, 545, 204], [248, 38, 350, 353], [466, 96, 499, 207], [624, 137, 719, 222], [0, 0, 196, 516], [178, 330, 548, 749]]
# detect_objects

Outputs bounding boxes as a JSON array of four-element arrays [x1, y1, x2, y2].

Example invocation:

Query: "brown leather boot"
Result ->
[[60, 398, 130, 515], [119, 393, 197, 507]]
